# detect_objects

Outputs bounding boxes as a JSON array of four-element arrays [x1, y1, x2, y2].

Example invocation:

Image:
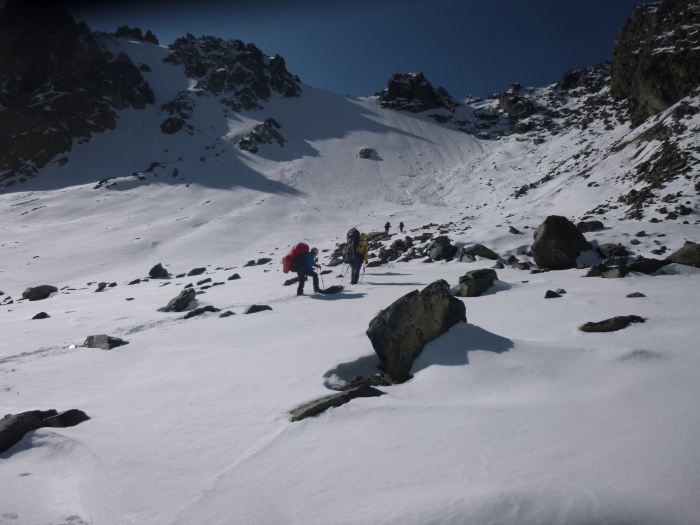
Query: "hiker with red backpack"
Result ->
[[282, 242, 321, 295]]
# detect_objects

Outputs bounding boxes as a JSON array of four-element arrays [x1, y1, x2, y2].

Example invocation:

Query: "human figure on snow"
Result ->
[[399, 221, 404, 233], [294, 247, 320, 295], [384, 221, 391, 234], [350, 232, 369, 285]]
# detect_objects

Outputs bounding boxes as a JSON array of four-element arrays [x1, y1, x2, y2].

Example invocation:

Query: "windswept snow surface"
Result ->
[[1, 37, 700, 525]]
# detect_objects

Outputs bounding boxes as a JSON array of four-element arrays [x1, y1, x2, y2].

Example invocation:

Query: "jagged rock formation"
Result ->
[[377, 72, 458, 113], [611, 0, 700, 126], [0, 0, 154, 184], [163, 35, 301, 115]]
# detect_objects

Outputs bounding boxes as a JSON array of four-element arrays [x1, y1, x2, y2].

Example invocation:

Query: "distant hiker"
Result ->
[[384, 221, 391, 234], [399, 221, 404, 233], [282, 243, 320, 295]]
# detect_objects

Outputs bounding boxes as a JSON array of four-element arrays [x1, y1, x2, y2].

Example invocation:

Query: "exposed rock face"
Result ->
[[378, 72, 458, 113], [0, 0, 154, 184], [598, 243, 627, 259], [499, 92, 537, 120], [366, 280, 467, 383], [531, 216, 592, 269], [1, 409, 90, 453], [22, 285, 58, 301], [577, 220, 605, 233], [455, 269, 497, 297], [165, 288, 196, 312], [611, 0, 700, 126], [238, 118, 285, 154], [666, 241, 700, 267], [84, 334, 129, 349]]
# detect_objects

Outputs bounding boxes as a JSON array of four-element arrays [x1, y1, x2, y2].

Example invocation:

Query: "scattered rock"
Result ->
[[580, 315, 646, 333], [183, 305, 220, 319], [577, 220, 605, 233], [289, 384, 386, 422], [627, 292, 646, 298], [627, 257, 668, 274], [187, 267, 206, 276], [629, 239, 641, 246], [228, 273, 241, 281], [544, 290, 561, 298], [32, 312, 50, 320], [358, 148, 374, 159], [428, 236, 458, 261], [165, 288, 197, 312], [598, 243, 627, 258], [21, 285, 58, 301], [94, 282, 107, 292], [366, 280, 466, 383], [219, 311, 235, 318], [455, 268, 498, 297], [149, 263, 169, 278], [197, 278, 212, 286], [256, 257, 272, 265], [0, 409, 90, 454], [531, 215, 591, 269], [128, 279, 142, 285], [244, 304, 272, 314], [84, 334, 129, 349], [460, 243, 499, 261], [508, 226, 521, 234]]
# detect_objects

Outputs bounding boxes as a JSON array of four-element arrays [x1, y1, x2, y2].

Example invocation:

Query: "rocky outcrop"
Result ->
[[0, 0, 154, 184], [460, 243, 499, 261], [531, 216, 591, 269], [428, 236, 458, 261], [366, 280, 466, 383], [378, 72, 458, 113], [238, 118, 285, 154], [610, 0, 700, 126], [22, 285, 58, 301], [163, 35, 301, 113], [1, 409, 90, 453]]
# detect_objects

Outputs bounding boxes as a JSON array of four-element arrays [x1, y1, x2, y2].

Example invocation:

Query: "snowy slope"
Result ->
[[1, 35, 700, 525]]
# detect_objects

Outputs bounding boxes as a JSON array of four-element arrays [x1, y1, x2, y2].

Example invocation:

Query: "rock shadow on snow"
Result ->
[[412, 323, 514, 374], [323, 354, 383, 390]]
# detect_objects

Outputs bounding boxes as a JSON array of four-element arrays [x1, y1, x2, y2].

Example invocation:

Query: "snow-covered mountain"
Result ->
[[1, 1, 699, 524]]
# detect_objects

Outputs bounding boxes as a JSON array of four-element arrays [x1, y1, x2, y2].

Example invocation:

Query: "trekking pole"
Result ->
[[340, 263, 349, 285], [318, 261, 326, 290]]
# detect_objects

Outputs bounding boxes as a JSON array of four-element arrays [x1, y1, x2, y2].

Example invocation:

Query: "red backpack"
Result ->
[[282, 242, 309, 273]]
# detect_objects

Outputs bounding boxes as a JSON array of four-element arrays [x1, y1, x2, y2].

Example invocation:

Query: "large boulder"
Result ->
[[22, 285, 58, 301], [164, 288, 196, 312], [366, 280, 467, 383], [531, 216, 591, 269], [665, 241, 700, 268], [455, 269, 498, 297]]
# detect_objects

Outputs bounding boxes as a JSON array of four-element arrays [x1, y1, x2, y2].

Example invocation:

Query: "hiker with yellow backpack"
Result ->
[[344, 227, 368, 285]]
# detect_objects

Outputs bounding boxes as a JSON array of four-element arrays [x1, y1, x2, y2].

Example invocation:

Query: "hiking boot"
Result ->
[[314, 287, 321, 293]]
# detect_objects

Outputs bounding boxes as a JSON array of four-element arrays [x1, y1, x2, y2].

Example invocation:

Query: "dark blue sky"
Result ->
[[67, 0, 651, 99]]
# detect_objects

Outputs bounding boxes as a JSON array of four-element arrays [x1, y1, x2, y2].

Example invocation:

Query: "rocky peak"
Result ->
[[163, 35, 301, 112], [114, 25, 159, 45], [611, 0, 700, 126], [377, 72, 458, 113]]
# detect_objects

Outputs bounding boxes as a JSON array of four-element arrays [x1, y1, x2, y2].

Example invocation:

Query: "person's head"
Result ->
[[311, 247, 318, 256]]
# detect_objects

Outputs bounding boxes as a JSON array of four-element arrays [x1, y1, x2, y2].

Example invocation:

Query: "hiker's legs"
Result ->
[[296, 271, 306, 295], [351, 261, 361, 284], [309, 269, 320, 291]]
